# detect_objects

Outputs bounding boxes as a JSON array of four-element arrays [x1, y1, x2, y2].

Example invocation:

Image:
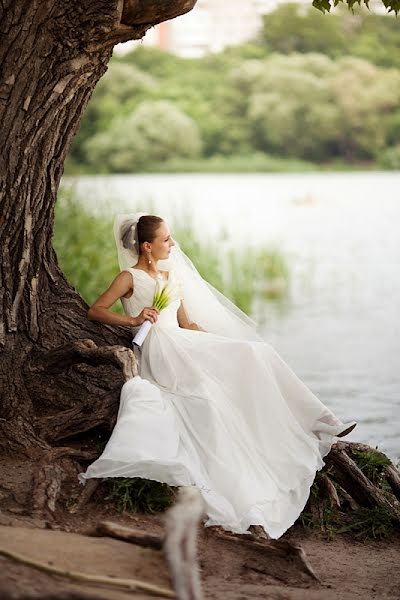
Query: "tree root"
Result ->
[[213, 529, 321, 583], [385, 464, 400, 502], [0, 546, 175, 598], [325, 441, 400, 522], [247, 524, 271, 541], [318, 471, 341, 510], [29, 338, 139, 443], [31, 463, 67, 516], [23, 339, 142, 519], [34, 338, 137, 382], [299, 440, 400, 541], [335, 484, 359, 511], [94, 520, 164, 549], [69, 480, 100, 514], [0, 591, 107, 600]]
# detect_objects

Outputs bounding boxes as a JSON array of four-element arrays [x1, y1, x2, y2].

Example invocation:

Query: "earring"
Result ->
[[148, 251, 152, 265]]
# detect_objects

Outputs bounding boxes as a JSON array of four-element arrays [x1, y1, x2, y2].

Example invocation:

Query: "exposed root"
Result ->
[[336, 484, 360, 511], [214, 530, 321, 583], [325, 442, 400, 523], [34, 338, 138, 382], [247, 524, 271, 541], [0, 546, 175, 597], [94, 520, 164, 549], [385, 464, 400, 502], [69, 480, 100, 514], [318, 472, 341, 510], [52, 448, 99, 461], [270, 540, 320, 582], [31, 463, 67, 516], [0, 591, 106, 600]]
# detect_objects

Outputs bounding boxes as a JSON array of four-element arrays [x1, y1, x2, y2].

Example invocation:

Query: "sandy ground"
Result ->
[[1, 456, 399, 599], [0, 512, 399, 600]]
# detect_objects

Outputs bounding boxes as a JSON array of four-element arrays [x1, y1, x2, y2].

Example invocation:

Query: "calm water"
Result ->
[[63, 172, 400, 462]]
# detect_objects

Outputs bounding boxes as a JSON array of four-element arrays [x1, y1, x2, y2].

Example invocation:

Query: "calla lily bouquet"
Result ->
[[132, 275, 182, 348]]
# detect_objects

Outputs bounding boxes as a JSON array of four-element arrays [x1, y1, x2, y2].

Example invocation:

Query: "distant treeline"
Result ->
[[67, 3, 400, 173]]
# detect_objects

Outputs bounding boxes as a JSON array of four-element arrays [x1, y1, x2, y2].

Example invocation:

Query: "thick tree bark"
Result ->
[[0, 0, 196, 456]]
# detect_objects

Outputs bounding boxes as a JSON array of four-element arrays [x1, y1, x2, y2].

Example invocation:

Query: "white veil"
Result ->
[[113, 212, 263, 342]]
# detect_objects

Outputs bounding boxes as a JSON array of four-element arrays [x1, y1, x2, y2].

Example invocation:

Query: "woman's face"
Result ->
[[148, 222, 175, 259]]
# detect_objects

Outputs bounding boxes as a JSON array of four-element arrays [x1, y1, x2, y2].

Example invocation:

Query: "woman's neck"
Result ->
[[134, 256, 159, 275]]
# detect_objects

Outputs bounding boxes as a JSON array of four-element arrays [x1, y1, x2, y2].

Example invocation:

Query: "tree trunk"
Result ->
[[0, 0, 196, 459]]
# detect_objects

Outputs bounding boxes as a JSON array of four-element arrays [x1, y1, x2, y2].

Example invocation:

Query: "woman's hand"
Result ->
[[136, 306, 160, 326]]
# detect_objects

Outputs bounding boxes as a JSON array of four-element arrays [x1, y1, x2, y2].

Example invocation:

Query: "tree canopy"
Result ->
[[67, 4, 400, 172]]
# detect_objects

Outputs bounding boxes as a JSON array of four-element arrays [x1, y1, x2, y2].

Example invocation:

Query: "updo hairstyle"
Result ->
[[121, 215, 164, 255]]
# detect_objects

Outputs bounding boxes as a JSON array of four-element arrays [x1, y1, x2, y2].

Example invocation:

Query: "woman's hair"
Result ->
[[121, 215, 164, 255]]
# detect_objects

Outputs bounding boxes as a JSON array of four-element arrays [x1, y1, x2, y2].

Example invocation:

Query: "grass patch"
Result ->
[[299, 465, 396, 541], [334, 506, 395, 540], [106, 477, 177, 514], [350, 448, 392, 486], [300, 503, 395, 541]]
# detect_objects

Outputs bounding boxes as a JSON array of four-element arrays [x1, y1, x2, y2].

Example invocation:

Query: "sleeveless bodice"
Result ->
[[121, 268, 182, 330]]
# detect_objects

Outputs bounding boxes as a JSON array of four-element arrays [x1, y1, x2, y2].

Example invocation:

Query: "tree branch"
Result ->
[[121, 0, 198, 26]]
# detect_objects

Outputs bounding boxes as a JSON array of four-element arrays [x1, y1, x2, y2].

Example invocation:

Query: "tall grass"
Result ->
[[54, 188, 289, 316], [54, 188, 124, 313]]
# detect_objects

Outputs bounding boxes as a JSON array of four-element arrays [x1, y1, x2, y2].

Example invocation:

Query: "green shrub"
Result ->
[[377, 144, 400, 170]]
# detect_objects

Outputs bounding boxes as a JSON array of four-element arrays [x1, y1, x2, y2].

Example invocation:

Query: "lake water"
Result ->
[[62, 172, 400, 463]]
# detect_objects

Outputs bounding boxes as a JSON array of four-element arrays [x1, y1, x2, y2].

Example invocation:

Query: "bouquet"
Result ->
[[132, 275, 182, 348]]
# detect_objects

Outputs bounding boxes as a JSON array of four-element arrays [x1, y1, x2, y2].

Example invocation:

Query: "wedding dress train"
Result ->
[[79, 266, 354, 539]]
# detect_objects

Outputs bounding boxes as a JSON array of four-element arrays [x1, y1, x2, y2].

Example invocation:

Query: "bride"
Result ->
[[79, 212, 357, 539]]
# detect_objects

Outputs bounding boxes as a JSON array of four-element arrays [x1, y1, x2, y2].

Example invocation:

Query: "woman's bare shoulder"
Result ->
[[113, 271, 134, 299]]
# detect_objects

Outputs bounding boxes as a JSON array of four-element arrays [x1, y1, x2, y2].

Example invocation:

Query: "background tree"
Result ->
[[85, 99, 202, 171]]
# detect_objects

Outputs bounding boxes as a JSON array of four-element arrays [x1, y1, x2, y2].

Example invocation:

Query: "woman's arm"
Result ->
[[87, 272, 158, 327], [177, 301, 206, 332]]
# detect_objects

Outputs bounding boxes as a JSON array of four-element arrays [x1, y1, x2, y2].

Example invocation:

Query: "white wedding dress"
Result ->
[[79, 266, 352, 539]]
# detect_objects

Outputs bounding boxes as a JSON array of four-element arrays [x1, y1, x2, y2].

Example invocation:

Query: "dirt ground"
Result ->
[[0, 456, 399, 600]]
